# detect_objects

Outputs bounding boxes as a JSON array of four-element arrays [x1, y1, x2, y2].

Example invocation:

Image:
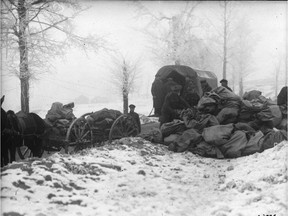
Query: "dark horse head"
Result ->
[[1, 98, 21, 167], [1, 107, 10, 167], [1, 96, 7, 134]]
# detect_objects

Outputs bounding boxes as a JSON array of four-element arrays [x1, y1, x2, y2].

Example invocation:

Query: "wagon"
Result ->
[[154, 65, 217, 97], [17, 109, 140, 158], [151, 65, 218, 116]]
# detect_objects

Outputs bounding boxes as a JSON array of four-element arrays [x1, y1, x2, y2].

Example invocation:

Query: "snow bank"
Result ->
[[1, 138, 287, 216]]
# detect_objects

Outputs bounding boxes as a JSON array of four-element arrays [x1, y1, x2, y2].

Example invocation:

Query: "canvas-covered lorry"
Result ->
[[151, 65, 218, 116]]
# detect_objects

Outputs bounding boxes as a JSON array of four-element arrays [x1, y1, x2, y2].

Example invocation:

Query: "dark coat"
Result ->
[[160, 92, 190, 125], [277, 86, 287, 106], [129, 111, 141, 133], [225, 86, 233, 92], [222, 85, 233, 92]]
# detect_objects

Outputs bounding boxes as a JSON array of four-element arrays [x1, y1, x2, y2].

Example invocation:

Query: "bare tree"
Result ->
[[274, 57, 281, 98], [219, 0, 237, 79], [271, 49, 285, 98], [231, 17, 256, 96], [1, 0, 106, 113], [206, 2, 257, 94], [205, 1, 238, 80], [134, 1, 212, 68], [109, 54, 141, 114]]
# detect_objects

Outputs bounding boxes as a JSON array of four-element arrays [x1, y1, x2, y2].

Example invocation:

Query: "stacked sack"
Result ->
[[164, 88, 287, 159]]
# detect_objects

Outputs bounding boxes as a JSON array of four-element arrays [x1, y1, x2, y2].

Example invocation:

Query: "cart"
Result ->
[[150, 65, 218, 116], [17, 110, 140, 159]]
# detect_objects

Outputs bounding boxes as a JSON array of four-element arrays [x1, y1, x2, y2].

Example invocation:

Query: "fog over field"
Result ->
[[1, 0, 287, 114]]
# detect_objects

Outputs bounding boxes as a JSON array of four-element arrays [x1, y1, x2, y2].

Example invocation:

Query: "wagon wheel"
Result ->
[[65, 113, 93, 154], [109, 114, 139, 142]]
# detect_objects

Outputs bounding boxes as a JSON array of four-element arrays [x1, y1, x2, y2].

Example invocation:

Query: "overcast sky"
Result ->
[[1, 0, 287, 112]]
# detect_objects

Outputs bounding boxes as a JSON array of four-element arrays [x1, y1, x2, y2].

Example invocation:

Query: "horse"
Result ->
[[1, 96, 21, 167], [16, 111, 47, 158], [1, 96, 47, 166]]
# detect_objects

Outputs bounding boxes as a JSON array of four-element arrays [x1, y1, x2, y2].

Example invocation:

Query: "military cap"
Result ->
[[220, 79, 228, 83]]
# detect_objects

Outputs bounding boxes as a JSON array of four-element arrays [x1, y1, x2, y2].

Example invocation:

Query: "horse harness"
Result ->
[[2, 113, 42, 139]]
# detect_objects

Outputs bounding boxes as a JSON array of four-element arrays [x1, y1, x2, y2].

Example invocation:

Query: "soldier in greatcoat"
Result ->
[[128, 104, 141, 134], [220, 79, 233, 92], [159, 87, 190, 126]]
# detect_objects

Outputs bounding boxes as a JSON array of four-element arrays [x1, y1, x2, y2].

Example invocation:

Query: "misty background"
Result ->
[[1, 0, 287, 114]]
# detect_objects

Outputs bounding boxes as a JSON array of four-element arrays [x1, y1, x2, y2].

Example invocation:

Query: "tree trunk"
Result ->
[[122, 63, 129, 114], [231, 65, 235, 91], [275, 68, 279, 99], [20, 78, 29, 113], [223, 52, 227, 79], [239, 75, 243, 97], [285, 60, 288, 85], [172, 16, 180, 65], [123, 93, 128, 114], [222, 1, 227, 79], [275, 59, 281, 98], [18, 0, 30, 113]]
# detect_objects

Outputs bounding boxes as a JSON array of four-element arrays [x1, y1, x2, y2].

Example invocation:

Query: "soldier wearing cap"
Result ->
[[128, 104, 141, 133], [220, 79, 233, 92], [159, 91, 190, 126]]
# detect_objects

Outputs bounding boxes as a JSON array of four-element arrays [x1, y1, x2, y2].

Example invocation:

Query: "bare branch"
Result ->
[[29, 17, 68, 35], [2, 0, 18, 22], [2, 0, 108, 104], [28, 3, 49, 22]]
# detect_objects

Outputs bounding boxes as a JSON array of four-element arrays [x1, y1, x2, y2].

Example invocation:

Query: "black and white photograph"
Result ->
[[1, 0, 287, 215]]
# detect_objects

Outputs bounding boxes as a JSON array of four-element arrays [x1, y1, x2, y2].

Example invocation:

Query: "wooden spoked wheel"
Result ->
[[65, 113, 93, 154], [109, 114, 139, 142]]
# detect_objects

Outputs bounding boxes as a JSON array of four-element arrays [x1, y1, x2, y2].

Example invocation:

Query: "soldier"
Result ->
[[151, 75, 165, 117], [183, 92, 200, 107], [220, 79, 233, 92], [164, 77, 178, 96], [128, 104, 141, 133], [159, 91, 190, 126]]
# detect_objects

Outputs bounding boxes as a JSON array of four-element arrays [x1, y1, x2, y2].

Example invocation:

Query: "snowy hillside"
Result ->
[[1, 137, 287, 216]]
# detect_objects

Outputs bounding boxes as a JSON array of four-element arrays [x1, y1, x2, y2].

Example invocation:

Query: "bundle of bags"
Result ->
[[168, 123, 287, 159], [45, 102, 76, 136], [155, 87, 287, 159]]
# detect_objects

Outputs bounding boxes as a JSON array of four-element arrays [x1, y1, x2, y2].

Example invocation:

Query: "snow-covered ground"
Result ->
[[1, 137, 287, 216], [2, 90, 288, 216]]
